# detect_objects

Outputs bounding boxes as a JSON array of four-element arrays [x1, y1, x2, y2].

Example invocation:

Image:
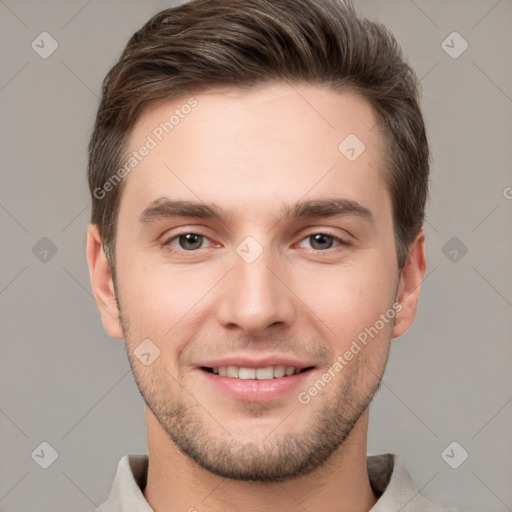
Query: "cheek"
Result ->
[[293, 259, 397, 344], [117, 256, 214, 348], [115, 254, 168, 335]]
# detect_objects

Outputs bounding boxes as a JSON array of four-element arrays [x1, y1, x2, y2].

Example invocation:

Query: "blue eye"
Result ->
[[298, 233, 348, 251], [165, 233, 209, 251], [309, 233, 335, 250], [161, 230, 349, 257]]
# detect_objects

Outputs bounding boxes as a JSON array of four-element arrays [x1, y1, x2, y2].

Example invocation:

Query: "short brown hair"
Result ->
[[88, 0, 429, 274]]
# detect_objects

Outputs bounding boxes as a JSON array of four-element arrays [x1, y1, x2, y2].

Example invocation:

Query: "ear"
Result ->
[[86, 224, 124, 339], [392, 230, 427, 339]]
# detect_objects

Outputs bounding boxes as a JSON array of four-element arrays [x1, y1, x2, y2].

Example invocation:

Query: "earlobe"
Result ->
[[86, 224, 124, 339], [392, 231, 427, 339]]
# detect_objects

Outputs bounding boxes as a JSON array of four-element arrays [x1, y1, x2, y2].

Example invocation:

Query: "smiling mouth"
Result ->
[[201, 366, 315, 380]]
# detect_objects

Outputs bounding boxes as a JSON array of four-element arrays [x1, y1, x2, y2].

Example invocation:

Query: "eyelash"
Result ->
[[161, 230, 350, 256]]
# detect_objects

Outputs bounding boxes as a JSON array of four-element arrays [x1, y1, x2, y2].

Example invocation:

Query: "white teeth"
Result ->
[[226, 365, 238, 378], [255, 367, 274, 380], [211, 365, 305, 379], [273, 365, 286, 378], [238, 368, 256, 379]]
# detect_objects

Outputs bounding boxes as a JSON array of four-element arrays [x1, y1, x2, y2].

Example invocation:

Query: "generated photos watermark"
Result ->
[[93, 97, 198, 200], [298, 301, 402, 405]]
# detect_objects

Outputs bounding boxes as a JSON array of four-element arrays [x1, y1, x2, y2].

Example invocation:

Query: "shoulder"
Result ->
[[78, 454, 151, 512], [367, 453, 469, 512]]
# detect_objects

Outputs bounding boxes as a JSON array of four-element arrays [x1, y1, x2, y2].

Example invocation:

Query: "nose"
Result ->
[[215, 244, 296, 335]]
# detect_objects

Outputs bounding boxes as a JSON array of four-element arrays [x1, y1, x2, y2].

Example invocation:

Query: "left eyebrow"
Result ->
[[280, 198, 373, 223], [138, 196, 374, 225]]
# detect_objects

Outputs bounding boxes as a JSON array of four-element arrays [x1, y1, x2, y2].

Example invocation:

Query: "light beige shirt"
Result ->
[[89, 453, 462, 511]]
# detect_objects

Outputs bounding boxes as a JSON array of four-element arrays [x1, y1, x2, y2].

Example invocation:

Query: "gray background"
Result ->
[[1, 0, 511, 511]]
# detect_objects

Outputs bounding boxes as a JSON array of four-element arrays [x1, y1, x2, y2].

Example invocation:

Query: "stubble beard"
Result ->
[[115, 280, 393, 483]]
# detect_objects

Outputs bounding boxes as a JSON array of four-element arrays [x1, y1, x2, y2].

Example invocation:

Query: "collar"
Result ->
[[99, 452, 456, 511]]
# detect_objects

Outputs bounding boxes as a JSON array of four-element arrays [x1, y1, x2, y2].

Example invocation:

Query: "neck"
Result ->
[[143, 408, 378, 512]]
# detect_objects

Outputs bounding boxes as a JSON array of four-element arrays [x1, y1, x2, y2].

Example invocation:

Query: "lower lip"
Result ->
[[198, 368, 315, 402]]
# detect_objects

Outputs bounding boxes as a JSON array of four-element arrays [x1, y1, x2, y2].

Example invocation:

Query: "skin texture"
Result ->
[[87, 83, 426, 512]]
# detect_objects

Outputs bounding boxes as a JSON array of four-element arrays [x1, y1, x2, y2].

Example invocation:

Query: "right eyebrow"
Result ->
[[139, 198, 231, 224]]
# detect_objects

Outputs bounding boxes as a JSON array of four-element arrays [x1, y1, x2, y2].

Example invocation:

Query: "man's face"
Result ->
[[92, 83, 419, 481]]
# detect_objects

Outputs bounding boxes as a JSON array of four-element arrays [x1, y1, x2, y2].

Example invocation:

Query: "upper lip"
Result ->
[[198, 355, 315, 370]]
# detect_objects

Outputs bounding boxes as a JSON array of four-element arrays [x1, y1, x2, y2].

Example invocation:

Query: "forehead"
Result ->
[[120, 83, 390, 225]]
